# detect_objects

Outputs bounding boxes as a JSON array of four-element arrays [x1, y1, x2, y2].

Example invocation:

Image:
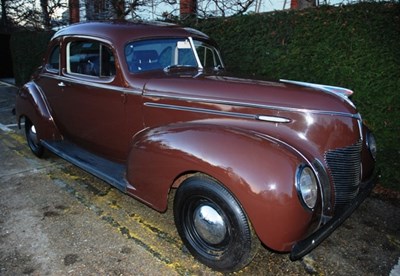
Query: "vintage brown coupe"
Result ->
[[16, 21, 377, 272]]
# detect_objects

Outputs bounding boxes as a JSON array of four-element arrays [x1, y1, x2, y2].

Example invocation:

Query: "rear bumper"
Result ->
[[290, 172, 378, 261]]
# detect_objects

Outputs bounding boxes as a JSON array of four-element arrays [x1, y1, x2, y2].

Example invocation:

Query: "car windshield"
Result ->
[[125, 38, 224, 73]]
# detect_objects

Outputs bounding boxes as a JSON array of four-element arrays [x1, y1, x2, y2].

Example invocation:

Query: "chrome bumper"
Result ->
[[290, 172, 378, 261]]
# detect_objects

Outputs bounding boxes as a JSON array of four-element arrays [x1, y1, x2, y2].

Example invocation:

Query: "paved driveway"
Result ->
[[1, 81, 399, 275]]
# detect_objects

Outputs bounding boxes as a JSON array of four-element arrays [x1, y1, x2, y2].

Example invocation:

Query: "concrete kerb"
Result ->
[[0, 79, 19, 132], [0, 78, 16, 86]]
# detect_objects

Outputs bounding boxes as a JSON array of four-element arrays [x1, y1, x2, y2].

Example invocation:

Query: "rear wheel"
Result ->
[[173, 175, 259, 272], [25, 119, 44, 158]]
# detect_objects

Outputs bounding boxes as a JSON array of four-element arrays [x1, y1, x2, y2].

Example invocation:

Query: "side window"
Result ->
[[196, 46, 214, 67], [47, 45, 60, 72], [67, 40, 115, 77], [195, 44, 223, 69]]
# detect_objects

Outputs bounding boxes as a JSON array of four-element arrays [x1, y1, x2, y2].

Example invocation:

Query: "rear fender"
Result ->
[[16, 81, 61, 141], [126, 120, 318, 251]]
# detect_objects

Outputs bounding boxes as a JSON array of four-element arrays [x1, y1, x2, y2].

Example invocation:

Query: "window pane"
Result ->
[[67, 41, 116, 78], [194, 41, 223, 69], [47, 45, 60, 71], [68, 41, 100, 76]]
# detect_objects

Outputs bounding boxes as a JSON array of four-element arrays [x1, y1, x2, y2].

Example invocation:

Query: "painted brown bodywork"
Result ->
[[15, 21, 376, 254]]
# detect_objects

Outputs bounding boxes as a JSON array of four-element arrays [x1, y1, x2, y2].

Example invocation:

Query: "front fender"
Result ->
[[126, 120, 319, 251], [16, 81, 61, 141]]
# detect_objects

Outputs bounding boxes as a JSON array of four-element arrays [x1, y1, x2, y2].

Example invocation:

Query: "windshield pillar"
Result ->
[[188, 37, 203, 70]]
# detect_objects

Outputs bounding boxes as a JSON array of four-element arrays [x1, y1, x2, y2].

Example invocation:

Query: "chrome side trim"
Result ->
[[257, 115, 291, 123], [144, 92, 361, 119], [145, 102, 253, 119], [40, 73, 141, 95], [41, 73, 360, 119], [144, 102, 291, 123]]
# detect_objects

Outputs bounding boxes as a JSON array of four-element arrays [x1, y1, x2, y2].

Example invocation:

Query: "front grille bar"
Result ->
[[325, 141, 362, 209]]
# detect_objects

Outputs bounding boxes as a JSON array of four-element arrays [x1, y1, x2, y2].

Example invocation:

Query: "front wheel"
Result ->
[[25, 119, 44, 158], [173, 175, 259, 272]]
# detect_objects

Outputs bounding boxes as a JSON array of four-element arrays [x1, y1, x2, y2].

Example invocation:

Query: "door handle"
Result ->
[[58, 82, 66, 87], [121, 93, 127, 103]]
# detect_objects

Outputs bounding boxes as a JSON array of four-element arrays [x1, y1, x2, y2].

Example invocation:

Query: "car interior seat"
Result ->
[[130, 50, 161, 72]]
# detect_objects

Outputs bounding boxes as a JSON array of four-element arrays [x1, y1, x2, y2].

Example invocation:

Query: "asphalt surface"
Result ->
[[1, 80, 399, 275]]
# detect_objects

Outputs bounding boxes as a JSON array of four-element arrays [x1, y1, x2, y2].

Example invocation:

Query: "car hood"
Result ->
[[137, 71, 358, 116]]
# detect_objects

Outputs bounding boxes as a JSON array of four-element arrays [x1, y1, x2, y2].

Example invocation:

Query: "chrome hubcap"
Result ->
[[29, 125, 39, 146], [193, 205, 227, 244]]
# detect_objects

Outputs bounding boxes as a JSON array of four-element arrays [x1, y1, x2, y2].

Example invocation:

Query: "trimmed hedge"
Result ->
[[10, 31, 54, 87], [186, 2, 400, 190]]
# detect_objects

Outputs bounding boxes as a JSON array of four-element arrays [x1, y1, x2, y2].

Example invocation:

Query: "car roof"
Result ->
[[52, 21, 210, 43]]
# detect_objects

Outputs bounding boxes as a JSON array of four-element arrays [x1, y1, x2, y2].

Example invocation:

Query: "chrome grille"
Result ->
[[325, 141, 362, 209]]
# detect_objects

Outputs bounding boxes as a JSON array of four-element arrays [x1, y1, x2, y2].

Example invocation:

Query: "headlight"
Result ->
[[366, 131, 377, 160], [296, 165, 318, 210]]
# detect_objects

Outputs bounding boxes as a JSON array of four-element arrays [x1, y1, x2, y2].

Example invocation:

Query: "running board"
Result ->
[[42, 140, 128, 193]]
